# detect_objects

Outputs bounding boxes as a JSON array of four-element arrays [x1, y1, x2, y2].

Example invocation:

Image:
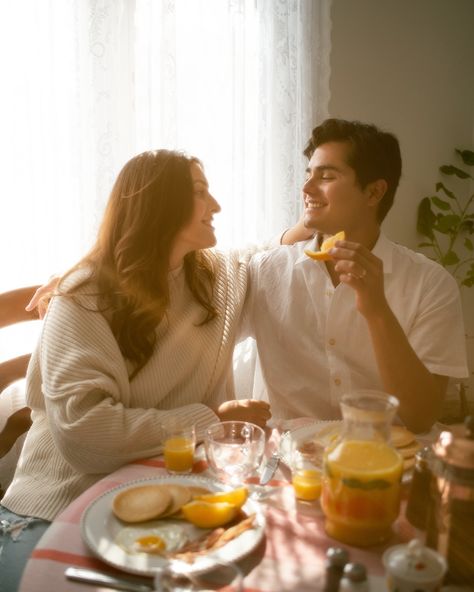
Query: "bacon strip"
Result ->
[[169, 514, 256, 563]]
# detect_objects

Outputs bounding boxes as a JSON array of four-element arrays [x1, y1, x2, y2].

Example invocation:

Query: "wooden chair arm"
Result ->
[[0, 354, 32, 393], [0, 407, 32, 459]]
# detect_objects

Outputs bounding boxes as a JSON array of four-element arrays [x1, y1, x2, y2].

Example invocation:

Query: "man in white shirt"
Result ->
[[243, 118, 468, 433]]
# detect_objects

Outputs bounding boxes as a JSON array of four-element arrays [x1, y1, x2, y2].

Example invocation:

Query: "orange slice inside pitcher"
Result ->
[[304, 231, 345, 261]]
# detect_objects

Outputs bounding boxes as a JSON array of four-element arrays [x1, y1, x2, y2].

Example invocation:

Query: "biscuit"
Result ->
[[159, 484, 193, 518], [112, 484, 172, 523], [188, 486, 213, 498], [390, 426, 416, 448], [403, 456, 416, 472], [397, 441, 422, 459]]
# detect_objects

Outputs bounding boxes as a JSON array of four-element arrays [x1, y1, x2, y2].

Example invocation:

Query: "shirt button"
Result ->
[[329, 338, 336, 346], [334, 378, 341, 386]]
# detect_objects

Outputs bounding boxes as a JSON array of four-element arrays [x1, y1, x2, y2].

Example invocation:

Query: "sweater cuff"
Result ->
[[184, 404, 220, 443]]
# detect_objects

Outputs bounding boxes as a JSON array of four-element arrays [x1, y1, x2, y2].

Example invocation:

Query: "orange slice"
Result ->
[[194, 487, 248, 509], [304, 230, 345, 261], [181, 500, 238, 528]]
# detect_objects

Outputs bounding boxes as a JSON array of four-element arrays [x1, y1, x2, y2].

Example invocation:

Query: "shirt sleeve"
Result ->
[[37, 291, 218, 474], [235, 250, 263, 342], [407, 268, 469, 379]]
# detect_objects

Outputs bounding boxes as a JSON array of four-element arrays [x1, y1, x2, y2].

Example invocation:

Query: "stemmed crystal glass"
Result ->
[[204, 421, 266, 487], [153, 560, 243, 591]]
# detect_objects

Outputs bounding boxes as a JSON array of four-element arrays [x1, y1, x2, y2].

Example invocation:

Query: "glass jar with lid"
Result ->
[[426, 416, 474, 585]]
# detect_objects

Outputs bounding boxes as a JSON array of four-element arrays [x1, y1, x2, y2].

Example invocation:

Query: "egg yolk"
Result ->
[[133, 535, 166, 554]]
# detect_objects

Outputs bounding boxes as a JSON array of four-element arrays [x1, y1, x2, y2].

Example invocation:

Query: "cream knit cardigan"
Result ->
[[2, 250, 248, 521]]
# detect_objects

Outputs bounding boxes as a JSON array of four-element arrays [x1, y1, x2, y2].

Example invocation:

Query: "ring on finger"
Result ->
[[348, 269, 366, 280]]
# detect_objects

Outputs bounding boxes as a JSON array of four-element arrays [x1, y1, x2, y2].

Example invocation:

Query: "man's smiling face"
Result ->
[[302, 140, 377, 236]]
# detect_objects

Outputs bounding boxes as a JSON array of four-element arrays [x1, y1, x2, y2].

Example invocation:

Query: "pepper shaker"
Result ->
[[322, 547, 349, 592], [339, 563, 369, 592]]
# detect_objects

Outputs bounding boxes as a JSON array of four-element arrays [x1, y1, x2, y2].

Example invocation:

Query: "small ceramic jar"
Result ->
[[382, 539, 447, 592]]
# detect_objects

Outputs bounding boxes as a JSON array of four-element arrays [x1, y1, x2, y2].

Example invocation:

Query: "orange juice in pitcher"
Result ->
[[321, 391, 403, 547]]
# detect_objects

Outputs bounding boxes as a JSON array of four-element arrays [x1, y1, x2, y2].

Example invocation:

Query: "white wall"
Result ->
[[328, 0, 474, 404]]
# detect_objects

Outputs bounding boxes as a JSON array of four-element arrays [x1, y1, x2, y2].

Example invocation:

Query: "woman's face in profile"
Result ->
[[172, 162, 221, 257]]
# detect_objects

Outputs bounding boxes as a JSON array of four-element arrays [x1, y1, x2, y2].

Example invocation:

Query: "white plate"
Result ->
[[81, 474, 265, 577]]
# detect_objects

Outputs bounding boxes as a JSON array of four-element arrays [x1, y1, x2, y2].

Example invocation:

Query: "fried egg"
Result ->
[[115, 522, 188, 555]]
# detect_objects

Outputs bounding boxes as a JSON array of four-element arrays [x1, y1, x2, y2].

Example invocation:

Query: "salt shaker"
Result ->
[[322, 546, 349, 592], [339, 563, 369, 592]]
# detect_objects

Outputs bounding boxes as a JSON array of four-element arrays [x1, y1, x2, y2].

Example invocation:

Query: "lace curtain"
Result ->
[[0, 0, 331, 294]]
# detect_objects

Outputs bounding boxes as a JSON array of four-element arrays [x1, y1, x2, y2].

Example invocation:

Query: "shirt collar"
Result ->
[[295, 231, 393, 273], [295, 236, 320, 266]]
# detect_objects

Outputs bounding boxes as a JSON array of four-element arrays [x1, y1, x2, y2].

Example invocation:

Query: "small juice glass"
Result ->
[[162, 419, 196, 474], [291, 445, 322, 501]]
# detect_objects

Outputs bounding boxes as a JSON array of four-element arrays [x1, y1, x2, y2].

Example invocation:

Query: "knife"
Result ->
[[65, 567, 154, 592], [259, 451, 281, 485]]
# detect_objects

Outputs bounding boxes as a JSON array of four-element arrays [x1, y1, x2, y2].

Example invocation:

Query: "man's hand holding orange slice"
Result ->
[[304, 230, 345, 261]]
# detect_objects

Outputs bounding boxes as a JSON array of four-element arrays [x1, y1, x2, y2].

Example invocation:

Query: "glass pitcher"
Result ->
[[321, 390, 403, 547]]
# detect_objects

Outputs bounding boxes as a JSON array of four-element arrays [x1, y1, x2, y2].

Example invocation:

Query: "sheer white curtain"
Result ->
[[0, 0, 331, 295], [0, 0, 331, 482]]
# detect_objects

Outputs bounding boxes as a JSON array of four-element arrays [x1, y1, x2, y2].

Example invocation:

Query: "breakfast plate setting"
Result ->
[[80, 474, 266, 577]]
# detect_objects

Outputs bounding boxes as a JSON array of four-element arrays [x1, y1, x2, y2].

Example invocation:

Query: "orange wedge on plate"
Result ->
[[181, 500, 238, 528], [193, 487, 248, 509], [304, 230, 345, 261]]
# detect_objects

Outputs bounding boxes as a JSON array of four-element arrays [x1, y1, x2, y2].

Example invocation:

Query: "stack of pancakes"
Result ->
[[390, 426, 422, 471], [112, 483, 210, 523]]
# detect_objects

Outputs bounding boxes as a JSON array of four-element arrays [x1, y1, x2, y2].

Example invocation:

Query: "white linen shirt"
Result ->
[[242, 233, 468, 420]]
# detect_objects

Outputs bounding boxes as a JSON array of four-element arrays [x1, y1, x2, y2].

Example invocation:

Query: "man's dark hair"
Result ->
[[303, 118, 402, 222]]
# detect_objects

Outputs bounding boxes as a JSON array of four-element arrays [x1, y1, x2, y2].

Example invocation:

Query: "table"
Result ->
[[19, 428, 417, 592]]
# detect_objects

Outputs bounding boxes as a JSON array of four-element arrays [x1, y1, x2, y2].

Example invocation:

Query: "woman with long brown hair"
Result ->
[[0, 149, 304, 588]]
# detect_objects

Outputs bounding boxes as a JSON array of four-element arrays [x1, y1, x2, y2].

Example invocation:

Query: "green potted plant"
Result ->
[[416, 148, 474, 421], [417, 148, 474, 287]]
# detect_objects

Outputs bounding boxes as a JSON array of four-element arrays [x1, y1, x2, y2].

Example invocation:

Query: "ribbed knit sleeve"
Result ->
[[2, 255, 249, 520], [37, 290, 217, 474]]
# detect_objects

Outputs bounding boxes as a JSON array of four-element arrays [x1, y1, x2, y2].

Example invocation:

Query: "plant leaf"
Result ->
[[465, 238, 474, 251], [435, 214, 461, 233], [431, 196, 451, 211], [456, 149, 474, 166], [417, 197, 435, 238], [440, 165, 471, 179], [442, 250, 460, 266], [435, 182, 456, 199], [460, 220, 474, 233]]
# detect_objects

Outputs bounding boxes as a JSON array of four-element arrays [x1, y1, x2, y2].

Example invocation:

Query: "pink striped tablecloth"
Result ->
[[19, 430, 417, 592]]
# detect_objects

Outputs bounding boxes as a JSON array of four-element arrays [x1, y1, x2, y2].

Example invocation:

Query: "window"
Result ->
[[0, 0, 331, 292]]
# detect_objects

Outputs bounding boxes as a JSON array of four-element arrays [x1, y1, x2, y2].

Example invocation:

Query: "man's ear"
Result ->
[[367, 179, 387, 207]]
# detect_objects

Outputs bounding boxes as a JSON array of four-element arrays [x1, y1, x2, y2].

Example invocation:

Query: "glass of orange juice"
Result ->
[[321, 390, 403, 547], [291, 445, 322, 502], [162, 419, 196, 474]]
